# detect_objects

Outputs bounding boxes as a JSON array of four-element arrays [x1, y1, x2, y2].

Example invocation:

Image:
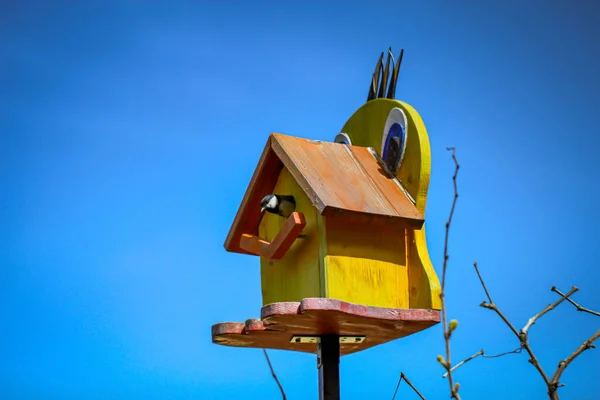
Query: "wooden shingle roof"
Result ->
[[224, 133, 423, 254]]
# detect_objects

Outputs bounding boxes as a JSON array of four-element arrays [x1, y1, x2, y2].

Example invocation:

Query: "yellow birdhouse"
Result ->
[[214, 49, 441, 361], [224, 129, 440, 311]]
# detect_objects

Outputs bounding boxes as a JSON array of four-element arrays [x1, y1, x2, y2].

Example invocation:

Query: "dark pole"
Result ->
[[318, 335, 340, 400]]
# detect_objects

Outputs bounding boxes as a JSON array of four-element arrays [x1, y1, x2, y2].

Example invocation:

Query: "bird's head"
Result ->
[[260, 194, 278, 214], [335, 48, 431, 210]]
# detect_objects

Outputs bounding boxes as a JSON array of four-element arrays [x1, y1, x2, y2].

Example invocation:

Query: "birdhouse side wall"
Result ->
[[321, 215, 410, 309], [259, 167, 321, 305], [407, 226, 442, 310]]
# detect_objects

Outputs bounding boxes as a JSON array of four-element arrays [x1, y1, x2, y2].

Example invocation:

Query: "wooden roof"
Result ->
[[224, 133, 424, 254]]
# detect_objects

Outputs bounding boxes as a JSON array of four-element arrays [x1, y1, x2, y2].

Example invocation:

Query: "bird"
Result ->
[[260, 194, 296, 218]]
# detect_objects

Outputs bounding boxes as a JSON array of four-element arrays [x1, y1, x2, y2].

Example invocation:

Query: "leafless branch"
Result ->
[[442, 350, 483, 378], [475, 264, 550, 384], [552, 286, 600, 317], [402, 373, 426, 400], [392, 372, 426, 400], [474, 264, 600, 399], [475, 263, 520, 337], [443, 347, 522, 378], [473, 262, 493, 304], [262, 349, 286, 400], [548, 329, 600, 397], [521, 287, 578, 335], [439, 147, 461, 399]]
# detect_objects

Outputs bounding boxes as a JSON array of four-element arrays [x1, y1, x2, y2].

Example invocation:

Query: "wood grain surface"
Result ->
[[212, 298, 440, 356], [239, 212, 306, 259]]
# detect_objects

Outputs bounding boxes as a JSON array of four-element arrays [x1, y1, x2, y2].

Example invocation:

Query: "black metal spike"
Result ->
[[367, 52, 384, 102], [385, 49, 396, 99], [378, 48, 392, 99], [387, 49, 404, 99]]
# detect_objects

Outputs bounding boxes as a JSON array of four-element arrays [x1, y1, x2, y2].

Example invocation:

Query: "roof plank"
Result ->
[[224, 133, 424, 255]]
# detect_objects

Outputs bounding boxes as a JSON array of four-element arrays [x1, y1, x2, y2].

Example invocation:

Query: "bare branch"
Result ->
[[443, 347, 522, 378], [391, 373, 402, 400], [442, 350, 483, 378], [473, 262, 493, 304], [552, 286, 600, 317], [441, 147, 459, 294], [482, 346, 524, 359], [479, 301, 520, 337], [262, 349, 286, 400], [439, 147, 461, 400], [475, 264, 550, 384], [402, 373, 426, 400], [522, 287, 579, 335], [392, 372, 426, 400], [549, 329, 600, 395]]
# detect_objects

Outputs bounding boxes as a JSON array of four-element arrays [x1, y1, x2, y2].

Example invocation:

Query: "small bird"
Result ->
[[260, 194, 296, 218]]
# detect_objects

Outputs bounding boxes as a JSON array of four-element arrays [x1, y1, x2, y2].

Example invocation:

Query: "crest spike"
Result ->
[[367, 52, 384, 102], [387, 49, 404, 99], [378, 48, 393, 99]]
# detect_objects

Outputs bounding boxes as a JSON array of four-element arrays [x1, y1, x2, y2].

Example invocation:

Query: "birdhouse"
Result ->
[[213, 49, 441, 365], [224, 132, 438, 310]]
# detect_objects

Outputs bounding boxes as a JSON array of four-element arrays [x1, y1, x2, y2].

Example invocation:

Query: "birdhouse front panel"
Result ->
[[259, 166, 322, 305]]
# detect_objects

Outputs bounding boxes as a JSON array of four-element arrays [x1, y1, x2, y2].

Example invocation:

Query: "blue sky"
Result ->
[[2, 1, 599, 399]]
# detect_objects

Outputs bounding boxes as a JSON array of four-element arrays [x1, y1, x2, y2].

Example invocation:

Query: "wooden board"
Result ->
[[240, 212, 306, 259], [212, 298, 440, 356], [271, 134, 423, 224], [322, 214, 409, 309], [224, 136, 283, 255]]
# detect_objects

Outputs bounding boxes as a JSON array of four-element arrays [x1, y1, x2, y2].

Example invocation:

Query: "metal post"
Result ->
[[317, 335, 340, 400]]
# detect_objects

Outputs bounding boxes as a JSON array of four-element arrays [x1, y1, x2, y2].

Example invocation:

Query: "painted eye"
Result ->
[[381, 107, 407, 174]]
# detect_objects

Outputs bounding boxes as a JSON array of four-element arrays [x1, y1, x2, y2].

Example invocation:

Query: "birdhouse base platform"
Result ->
[[212, 298, 440, 356]]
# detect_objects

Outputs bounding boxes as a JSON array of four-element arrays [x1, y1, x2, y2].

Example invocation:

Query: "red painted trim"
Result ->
[[213, 298, 441, 356]]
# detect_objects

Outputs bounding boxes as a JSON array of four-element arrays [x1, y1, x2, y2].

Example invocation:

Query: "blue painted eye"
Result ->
[[381, 108, 407, 174]]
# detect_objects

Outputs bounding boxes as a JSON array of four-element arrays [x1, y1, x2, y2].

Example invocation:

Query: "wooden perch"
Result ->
[[239, 212, 306, 259]]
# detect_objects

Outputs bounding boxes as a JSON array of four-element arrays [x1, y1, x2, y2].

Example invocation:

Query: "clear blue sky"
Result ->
[[2, 1, 599, 399]]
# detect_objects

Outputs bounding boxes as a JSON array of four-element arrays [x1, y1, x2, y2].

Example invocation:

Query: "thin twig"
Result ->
[[442, 350, 483, 378], [402, 373, 426, 400], [439, 147, 461, 399], [442, 347, 522, 378], [473, 262, 493, 304], [482, 346, 523, 358], [475, 264, 550, 384], [552, 286, 600, 317], [392, 372, 426, 400], [391, 372, 402, 400], [479, 301, 520, 337], [549, 329, 600, 396], [262, 349, 286, 400], [522, 287, 579, 335]]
